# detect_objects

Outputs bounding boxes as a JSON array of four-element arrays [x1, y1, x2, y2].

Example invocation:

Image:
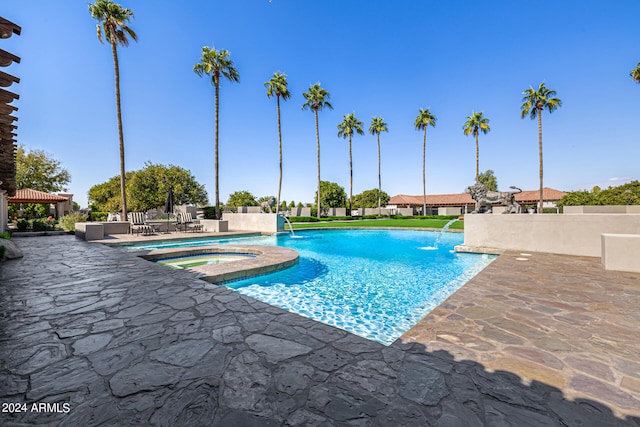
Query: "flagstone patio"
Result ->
[[1, 235, 638, 426]]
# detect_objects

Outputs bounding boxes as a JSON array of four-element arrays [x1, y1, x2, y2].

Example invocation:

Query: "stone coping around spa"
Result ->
[[138, 244, 299, 284]]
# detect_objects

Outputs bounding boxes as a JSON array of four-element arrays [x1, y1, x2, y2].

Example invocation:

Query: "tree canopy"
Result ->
[[16, 145, 71, 193], [478, 170, 498, 192], [88, 162, 207, 212], [226, 191, 258, 211], [353, 189, 390, 209], [558, 181, 640, 206], [314, 181, 346, 209]]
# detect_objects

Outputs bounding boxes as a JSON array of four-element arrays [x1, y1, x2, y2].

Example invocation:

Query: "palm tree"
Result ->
[[462, 111, 491, 183], [337, 113, 365, 214], [89, 0, 137, 220], [521, 82, 562, 214], [265, 72, 291, 215], [369, 117, 388, 215], [414, 108, 437, 216], [194, 46, 239, 219], [302, 83, 333, 219], [631, 62, 640, 83]]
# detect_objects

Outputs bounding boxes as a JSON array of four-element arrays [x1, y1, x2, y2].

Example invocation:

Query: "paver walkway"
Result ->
[[1, 235, 639, 426]]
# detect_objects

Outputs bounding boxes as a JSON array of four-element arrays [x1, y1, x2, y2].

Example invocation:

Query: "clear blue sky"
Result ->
[[4, 1, 639, 208]]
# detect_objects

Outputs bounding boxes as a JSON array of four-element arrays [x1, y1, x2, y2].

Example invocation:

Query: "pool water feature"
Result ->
[[123, 229, 495, 345], [155, 252, 256, 269]]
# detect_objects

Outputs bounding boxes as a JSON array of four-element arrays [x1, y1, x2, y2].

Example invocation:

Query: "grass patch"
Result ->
[[292, 218, 463, 230]]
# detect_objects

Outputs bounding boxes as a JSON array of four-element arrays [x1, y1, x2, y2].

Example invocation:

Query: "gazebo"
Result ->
[[7, 189, 72, 219]]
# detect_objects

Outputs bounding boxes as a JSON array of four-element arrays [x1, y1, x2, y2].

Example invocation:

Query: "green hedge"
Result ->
[[203, 206, 217, 219], [289, 216, 319, 222]]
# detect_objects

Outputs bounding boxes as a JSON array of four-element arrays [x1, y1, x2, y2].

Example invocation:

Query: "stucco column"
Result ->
[[0, 190, 7, 232]]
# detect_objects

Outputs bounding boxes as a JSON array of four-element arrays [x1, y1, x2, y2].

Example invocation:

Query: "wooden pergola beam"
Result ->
[[0, 49, 20, 67], [0, 104, 17, 115], [0, 18, 21, 38], [0, 115, 18, 124], [0, 70, 19, 87], [0, 88, 18, 103]]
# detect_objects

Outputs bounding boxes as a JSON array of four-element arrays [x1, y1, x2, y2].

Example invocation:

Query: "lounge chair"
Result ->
[[176, 212, 203, 232], [128, 212, 153, 236]]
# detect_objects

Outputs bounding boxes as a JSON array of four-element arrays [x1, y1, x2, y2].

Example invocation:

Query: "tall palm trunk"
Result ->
[[377, 133, 381, 216], [315, 110, 321, 219], [276, 95, 282, 215], [110, 39, 127, 220], [349, 135, 353, 214], [422, 127, 427, 216], [475, 132, 479, 183], [537, 106, 543, 214], [214, 79, 220, 219]]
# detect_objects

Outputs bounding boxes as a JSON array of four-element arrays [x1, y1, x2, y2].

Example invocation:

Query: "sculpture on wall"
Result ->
[[260, 196, 276, 213], [467, 183, 522, 214]]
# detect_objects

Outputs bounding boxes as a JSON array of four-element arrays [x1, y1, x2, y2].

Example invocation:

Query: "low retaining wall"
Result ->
[[222, 213, 284, 233], [602, 234, 640, 273], [563, 205, 640, 214], [76, 221, 130, 241], [200, 219, 228, 232], [461, 214, 640, 257]]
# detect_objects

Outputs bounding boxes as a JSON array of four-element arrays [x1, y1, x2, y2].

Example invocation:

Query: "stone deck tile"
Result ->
[[403, 250, 640, 419], [0, 235, 638, 426]]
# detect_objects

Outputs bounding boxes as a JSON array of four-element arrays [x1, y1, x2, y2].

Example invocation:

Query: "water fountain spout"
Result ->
[[433, 218, 459, 248], [281, 214, 295, 237]]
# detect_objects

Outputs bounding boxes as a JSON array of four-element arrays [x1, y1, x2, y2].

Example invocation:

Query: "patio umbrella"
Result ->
[[165, 186, 174, 218], [164, 186, 174, 233]]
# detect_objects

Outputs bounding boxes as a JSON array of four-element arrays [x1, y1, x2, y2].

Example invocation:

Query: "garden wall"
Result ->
[[222, 213, 284, 233], [563, 205, 640, 214], [459, 214, 640, 257]]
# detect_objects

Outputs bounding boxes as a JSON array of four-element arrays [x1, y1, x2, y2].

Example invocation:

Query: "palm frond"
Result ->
[[520, 82, 562, 119], [631, 62, 640, 83], [414, 108, 436, 130], [302, 83, 332, 112], [89, 0, 136, 48], [369, 116, 388, 135]]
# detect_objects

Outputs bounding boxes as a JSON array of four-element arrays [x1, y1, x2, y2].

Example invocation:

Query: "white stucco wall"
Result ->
[[563, 205, 640, 214], [222, 213, 284, 233], [601, 234, 640, 273], [462, 214, 640, 257]]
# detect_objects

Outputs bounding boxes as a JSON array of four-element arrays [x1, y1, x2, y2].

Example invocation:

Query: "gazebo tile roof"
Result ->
[[8, 189, 69, 203]]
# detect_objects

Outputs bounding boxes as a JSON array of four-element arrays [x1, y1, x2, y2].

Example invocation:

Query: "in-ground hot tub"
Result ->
[[154, 252, 257, 269], [139, 245, 299, 284]]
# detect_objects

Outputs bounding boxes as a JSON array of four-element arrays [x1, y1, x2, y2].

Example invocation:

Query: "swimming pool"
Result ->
[[122, 229, 495, 345]]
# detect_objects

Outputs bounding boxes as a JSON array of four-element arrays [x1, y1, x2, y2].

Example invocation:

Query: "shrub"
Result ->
[[16, 218, 28, 231], [31, 219, 54, 231], [59, 212, 89, 232], [90, 211, 108, 222], [203, 206, 217, 219], [0, 232, 10, 239], [289, 216, 318, 223]]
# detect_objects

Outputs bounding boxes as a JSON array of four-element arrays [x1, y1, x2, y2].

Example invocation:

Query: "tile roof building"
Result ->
[[389, 187, 567, 213]]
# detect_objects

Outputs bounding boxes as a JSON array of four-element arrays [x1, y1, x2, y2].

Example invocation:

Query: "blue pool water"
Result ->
[[122, 229, 495, 345]]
